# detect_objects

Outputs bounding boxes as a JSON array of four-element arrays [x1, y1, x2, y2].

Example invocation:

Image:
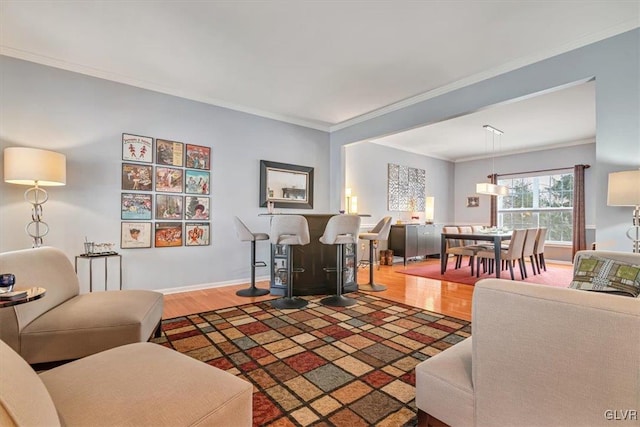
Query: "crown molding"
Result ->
[[330, 21, 640, 133], [0, 47, 332, 132]]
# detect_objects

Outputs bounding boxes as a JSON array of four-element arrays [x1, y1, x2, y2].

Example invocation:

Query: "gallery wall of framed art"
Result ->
[[121, 133, 211, 249]]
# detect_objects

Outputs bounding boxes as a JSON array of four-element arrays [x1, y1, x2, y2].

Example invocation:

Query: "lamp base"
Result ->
[[24, 185, 49, 248]]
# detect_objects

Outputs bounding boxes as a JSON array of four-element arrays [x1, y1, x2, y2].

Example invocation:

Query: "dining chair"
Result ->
[[475, 229, 527, 280], [521, 228, 539, 278], [443, 226, 480, 276], [533, 227, 548, 274]]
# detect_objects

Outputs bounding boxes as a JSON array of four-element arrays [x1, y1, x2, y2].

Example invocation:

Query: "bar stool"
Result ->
[[270, 215, 310, 309], [319, 214, 361, 307], [358, 216, 392, 292], [233, 216, 271, 297]]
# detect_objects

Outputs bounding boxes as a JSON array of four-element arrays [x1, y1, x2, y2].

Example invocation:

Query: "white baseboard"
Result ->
[[158, 275, 271, 295]]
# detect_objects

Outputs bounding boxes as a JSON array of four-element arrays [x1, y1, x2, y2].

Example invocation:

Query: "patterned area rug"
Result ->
[[152, 292, 471, 426]]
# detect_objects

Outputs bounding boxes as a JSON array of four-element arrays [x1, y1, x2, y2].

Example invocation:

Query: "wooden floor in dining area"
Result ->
[[162, 258, 475, 321]]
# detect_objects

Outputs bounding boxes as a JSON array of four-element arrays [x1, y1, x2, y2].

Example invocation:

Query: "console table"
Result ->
[[388, 223, 442, 265]]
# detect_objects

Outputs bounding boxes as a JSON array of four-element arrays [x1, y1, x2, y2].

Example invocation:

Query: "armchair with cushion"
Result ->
[[416, 250, 640, 426], [0, 247, 163, 364], [0, 340, 253, 426]]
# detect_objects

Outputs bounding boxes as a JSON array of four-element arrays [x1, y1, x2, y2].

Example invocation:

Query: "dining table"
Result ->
[[440, 230, 513, 278]]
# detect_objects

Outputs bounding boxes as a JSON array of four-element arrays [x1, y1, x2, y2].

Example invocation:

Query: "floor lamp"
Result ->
[[607, 170, 640, 253], [4, 147, 67, 247]]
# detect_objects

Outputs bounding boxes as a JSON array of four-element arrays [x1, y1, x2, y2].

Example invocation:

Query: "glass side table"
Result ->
[[74, 253, 122, 292], [0, 287, 46, 308]]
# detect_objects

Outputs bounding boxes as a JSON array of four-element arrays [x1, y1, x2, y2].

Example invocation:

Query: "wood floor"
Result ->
[[162, 258, 475, 321]]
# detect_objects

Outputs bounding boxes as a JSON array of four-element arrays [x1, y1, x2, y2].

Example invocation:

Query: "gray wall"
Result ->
[[345, 142, 455, 228], [331, 29, 640, 252], [0, 56, 329, 292]]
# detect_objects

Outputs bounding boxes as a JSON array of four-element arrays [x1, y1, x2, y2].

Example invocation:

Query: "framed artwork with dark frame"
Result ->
[[121, 222, 152, 249], [185, 170, 210, 195], [122, 133, 153, 163], [259, 160, 314, 209], [184, 196, 210, 220], [185, 144, 211, 170], [155, 166, 183, 193], [185, 222, 210, 246], [121, 193, 152, 220], [156, 139, 184, 167], [155, 222, 183, 247], [467, 196, 480, 208], [155, 194, 183, 220], [122, 163, 153, 191]]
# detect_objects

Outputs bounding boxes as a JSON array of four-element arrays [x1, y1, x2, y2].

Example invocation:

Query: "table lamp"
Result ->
[[607, 169, 640, 253], [4, 147, 67, 247]]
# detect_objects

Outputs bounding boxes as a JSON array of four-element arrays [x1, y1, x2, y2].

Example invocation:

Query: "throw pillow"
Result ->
[[570, 255, 640, 297]]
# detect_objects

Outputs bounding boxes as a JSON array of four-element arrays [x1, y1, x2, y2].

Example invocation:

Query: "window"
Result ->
[[498, 171, 574, 243]]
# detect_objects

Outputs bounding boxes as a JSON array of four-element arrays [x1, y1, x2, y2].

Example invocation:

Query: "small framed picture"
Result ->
[[121, 193, 152, 220], [184, 196, 210, 220], [185, 144, 211, 170], [155, 194, 183, 220], [156, 139, 184, 167], [185, 170, 210, 195], [121, 222, 152, 249], [155, 222, 183, 247], [122, 133, 153, 163], [122, 163, 153, 191], [185, 222, 210, 246], [155, 166, 183, 193], [467, 196, 480, 208]]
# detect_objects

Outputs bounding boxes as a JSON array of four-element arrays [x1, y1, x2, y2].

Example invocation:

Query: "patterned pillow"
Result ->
[[570, 255, 640, 297]]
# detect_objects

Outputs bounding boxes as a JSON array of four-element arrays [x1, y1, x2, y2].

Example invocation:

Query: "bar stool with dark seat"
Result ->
[[270, 215, 310, 309], [319, 214, 361, 307], [233, 216, 271, 297], [358, 216, 392, 292]]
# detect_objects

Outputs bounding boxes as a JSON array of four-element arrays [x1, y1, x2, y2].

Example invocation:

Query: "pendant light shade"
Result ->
[[476, 182, 508, 196], [476, 125, 508, 197]]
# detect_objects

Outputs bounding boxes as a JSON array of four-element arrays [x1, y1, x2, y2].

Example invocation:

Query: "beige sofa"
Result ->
[[0, 247, 163, 363], [0, 340, 253, 426], [415, 250, 640, 426]]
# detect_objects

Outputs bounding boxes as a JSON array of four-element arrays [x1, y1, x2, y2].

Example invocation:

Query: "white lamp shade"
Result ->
[[425, 196, 435, 221], [350, 196, 358, 214], [4, 147, 66, 186], [476, 182, 508, 196], [345, 188, 352, 197], [608, 170, 640, 206]]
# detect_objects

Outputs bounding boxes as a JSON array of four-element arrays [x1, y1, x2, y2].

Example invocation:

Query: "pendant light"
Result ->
[[476, 125, 508, 196]]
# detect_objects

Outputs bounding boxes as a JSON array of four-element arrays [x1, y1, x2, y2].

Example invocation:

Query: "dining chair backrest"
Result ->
[[370, 216, 393, 241], [443, 226, 461, 248], [233, 216, 257, 242], [319, 214, 361, 245], [534, 227, 547, 255], [471, 225, 484, 233], [270, 215, 310, 246], [522, 228, 538, 257], [505, 229, 527, 259], [457, 226, 475, 246]]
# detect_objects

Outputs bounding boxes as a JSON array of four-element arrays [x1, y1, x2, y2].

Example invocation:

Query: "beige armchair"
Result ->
[[0, 340, 253, 426], [0, 247, 163, 364], [416, 250, 640, 426]]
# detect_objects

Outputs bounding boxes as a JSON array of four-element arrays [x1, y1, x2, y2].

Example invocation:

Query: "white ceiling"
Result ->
[[1, 1, 638, 159]]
